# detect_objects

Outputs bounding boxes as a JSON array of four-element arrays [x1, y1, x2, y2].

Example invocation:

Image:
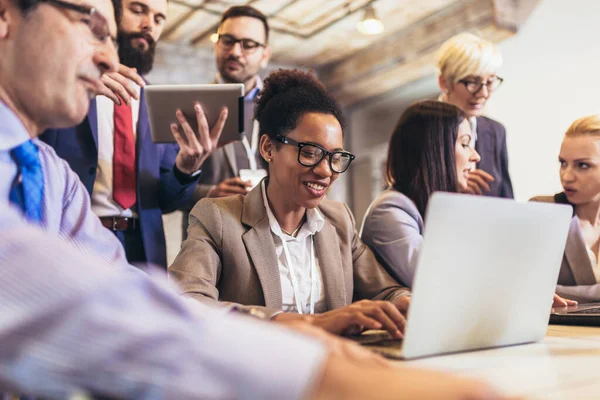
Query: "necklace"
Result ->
[[281, 217, 306, 238]]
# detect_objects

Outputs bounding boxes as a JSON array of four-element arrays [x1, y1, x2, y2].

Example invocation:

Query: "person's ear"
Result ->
[[259, 134, 274, 163], [438, 75, 450, 94], [260, 45, 271, 69], [0, 0, 13, 40]]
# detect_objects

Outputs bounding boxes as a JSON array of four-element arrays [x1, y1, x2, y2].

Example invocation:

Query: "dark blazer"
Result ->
[[476, 116, 514, 198], [169, 183, 410, 318], [531, 193, 600, 303], [40, 91, 197, 268]]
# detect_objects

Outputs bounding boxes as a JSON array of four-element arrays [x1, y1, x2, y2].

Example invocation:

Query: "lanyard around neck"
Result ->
[[240, 120, 260, 171], [280, 234, 317, 314]]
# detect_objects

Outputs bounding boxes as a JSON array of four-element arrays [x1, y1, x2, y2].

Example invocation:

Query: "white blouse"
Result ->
[[261, 182, 327, 314]]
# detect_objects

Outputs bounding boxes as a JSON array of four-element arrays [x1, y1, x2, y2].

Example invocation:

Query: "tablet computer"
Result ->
[[144, 84, 245, 145]]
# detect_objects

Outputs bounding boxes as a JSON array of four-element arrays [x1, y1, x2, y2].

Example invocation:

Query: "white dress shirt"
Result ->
[[92, 86, 141, 218], [261, 182, 327, 314], [469, 115, 478, 146]]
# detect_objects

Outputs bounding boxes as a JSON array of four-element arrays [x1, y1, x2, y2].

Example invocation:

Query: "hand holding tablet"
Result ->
[[171, 103, 228, 175], [144, 84, 245, 147]]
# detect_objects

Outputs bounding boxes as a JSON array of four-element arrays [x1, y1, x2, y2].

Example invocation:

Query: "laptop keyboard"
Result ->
[[568, 307, 600, 314], [348, 331, 404, 359], [349, 331, 394, 345]]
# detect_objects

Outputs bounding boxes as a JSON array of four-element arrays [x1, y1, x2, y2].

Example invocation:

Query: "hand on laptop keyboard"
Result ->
[[553, 293, 578, 307], [309, 299, 409, 339]]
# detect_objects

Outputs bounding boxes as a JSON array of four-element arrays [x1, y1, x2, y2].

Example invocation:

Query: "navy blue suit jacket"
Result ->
[[475, 116, 514, 199], [40, 90, 196, 268]]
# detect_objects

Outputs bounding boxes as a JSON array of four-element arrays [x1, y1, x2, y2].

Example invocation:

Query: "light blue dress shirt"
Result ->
[[0, 101, 326, 399], [0, 101, 130, 268]]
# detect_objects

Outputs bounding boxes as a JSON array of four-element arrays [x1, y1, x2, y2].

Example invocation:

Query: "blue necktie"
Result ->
[[10, 140, 44, 223]]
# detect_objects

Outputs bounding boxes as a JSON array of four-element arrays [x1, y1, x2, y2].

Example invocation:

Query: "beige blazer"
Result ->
[[169, 183, 410, 317], [531, 194, 600, 302]]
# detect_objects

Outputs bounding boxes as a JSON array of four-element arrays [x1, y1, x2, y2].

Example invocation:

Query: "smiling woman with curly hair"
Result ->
[[169, 68, 412, 339]]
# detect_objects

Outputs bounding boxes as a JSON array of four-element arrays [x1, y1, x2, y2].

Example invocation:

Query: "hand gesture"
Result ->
[[173, 104, 228, 174], [463, 169, 495, 195], [95, 64, 146, 105]]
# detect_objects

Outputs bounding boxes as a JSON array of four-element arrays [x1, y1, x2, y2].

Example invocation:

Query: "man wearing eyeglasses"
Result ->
[[40, 0, 225, 269], [180, 5, 272, 237]]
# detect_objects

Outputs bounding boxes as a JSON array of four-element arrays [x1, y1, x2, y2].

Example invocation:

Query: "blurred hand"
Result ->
[[311, 351, 516, 400], [553, 293, 577, 307], [277, 319, 389, 368], [173, 104, 228, 174], [463, 169, 495, 195], [95, 64, 146, 106], [208, 177, 252, 198]]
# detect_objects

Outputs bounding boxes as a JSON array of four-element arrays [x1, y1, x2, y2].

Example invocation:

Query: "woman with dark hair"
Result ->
[[360, 100, 480, 287], [169, 69, 411, 338], [361, 101, 576, 307]]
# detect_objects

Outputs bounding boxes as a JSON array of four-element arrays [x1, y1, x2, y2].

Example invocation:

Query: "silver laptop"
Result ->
[[359, 192, 572, 359]]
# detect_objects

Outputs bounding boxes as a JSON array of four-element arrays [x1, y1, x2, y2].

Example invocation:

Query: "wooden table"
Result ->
[[401, 325, 600, 399]]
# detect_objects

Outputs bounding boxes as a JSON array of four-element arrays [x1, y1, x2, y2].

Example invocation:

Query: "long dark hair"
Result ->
[[386, 100, 466, 217]]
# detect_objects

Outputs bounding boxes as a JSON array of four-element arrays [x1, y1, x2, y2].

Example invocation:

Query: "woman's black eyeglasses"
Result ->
[[275, 135, 355, 173]]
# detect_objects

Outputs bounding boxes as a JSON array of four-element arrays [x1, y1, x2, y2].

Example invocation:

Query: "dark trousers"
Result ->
[[112, 228, 147, 266]]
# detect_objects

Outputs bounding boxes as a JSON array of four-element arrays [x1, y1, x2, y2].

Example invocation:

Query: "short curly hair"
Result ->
[[255, 69, 345, 147]]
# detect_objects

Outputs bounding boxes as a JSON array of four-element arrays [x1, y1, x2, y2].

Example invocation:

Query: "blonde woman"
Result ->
[[533, 115, 600, 303], [436, 33, 513, 198]]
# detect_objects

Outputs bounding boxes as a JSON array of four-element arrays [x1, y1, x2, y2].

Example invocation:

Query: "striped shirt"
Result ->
[[0, 101, 326, 399]]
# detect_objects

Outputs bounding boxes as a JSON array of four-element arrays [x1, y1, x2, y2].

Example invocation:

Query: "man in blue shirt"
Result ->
[[0, 0, 509, 398]]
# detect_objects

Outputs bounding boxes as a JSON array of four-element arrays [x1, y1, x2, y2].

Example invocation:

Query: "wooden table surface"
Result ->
[[398, 325, 600, 399]]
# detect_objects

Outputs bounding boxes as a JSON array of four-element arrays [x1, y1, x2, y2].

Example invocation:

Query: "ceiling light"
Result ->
[[210, 33, 219, 43], [356, 3, 384, 36]]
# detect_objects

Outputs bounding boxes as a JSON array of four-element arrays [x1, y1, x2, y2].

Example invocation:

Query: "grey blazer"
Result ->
[[476, 116, 514, 199], [169, 183, 410, 317], [360, 189, 424, 287], [531, 194, 600, 302]]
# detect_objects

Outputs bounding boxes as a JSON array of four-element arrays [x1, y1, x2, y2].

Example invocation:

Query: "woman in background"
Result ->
[[532, 115, 600, 303], [361, 100, 575, 308], [436, 33, 513, 198], [361, 100, 478, 287], [170, 69, 411, 339]]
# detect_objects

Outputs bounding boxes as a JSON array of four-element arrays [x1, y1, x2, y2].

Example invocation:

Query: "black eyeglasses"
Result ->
[[458, 76, 504, 95], [41, 0, 114, 46], [275, 135, 355, 173], [217, 34, 265, 53]]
